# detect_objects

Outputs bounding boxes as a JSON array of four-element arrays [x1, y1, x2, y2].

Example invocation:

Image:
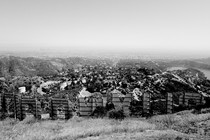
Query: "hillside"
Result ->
[[0, 56, 58, 77], [1, 56, 210, 78], [165, 60, 210, 70], [0, 56, 113, 77], [117, 58, 210, 72], [195, 57, 210, 65]]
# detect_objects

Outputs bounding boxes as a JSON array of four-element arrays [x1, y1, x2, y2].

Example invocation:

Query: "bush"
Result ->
[[108, 108, 125, 120], [91, 106, 106, 118], [129, 100, 143, 116], [149, 114, 177, 129], [0, 113, 7, 120], [151, 101, 167, 115], [173, 104, 189, 113], [71, 115, 85, 122], [105, 102, 115, 111], [20, 115, 37, 124], [2, 117, 18, 125], [201, 108, 210, 114]]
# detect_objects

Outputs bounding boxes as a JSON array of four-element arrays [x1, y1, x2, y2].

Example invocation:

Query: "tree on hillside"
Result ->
[[8, 59, 16, 76], [0, 61, 4, 77]]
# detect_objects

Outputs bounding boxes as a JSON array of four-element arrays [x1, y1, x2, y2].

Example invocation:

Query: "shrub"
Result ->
[[91, 106, 107, 118], [0, 113, 7, 120], [108, 108, 125, 120], [105, 102, 115, 111], [175, 109, 194, 115], [173, 104, 189, 113], [151, 100, 167, 115], [129, 100, 143, 116], [71, 115, 85, 122], [201, 108, 210, 114], [20, 115, 37, 124], [1, 117, 18, 125], [149, 114, 177, 129]]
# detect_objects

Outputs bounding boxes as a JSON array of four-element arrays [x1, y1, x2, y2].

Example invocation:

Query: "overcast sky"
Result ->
[[0, 0, 210, 58]]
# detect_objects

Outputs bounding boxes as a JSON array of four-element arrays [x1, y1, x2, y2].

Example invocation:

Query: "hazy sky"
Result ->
[[0, 0, 210, 58]]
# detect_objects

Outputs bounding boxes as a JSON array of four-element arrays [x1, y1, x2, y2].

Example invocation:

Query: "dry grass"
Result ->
[[0, 117, 155, 140], [54, 118, 156, 140], [149, 111, 210, 138], [1, 112, 210, 140]]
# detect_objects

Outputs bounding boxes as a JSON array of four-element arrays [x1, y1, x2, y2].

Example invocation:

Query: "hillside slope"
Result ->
[[0, 56, 113, 77]]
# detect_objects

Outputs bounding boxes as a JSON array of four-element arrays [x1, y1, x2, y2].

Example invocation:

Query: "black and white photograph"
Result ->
[[0, 0, 210, 139]]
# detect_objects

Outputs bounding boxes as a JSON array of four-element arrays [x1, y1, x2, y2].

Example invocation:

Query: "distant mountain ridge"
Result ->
[[164, 60, 210, 70], [195, 57, 210, 65], [0, 56, 58, 77], [0, 56, 113, 77], [0, 56, 210, 77], [117, 58, 210, 71]]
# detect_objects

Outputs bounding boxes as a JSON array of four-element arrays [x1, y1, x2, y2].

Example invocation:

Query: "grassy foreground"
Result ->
[[0, 112, 210, 140]]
